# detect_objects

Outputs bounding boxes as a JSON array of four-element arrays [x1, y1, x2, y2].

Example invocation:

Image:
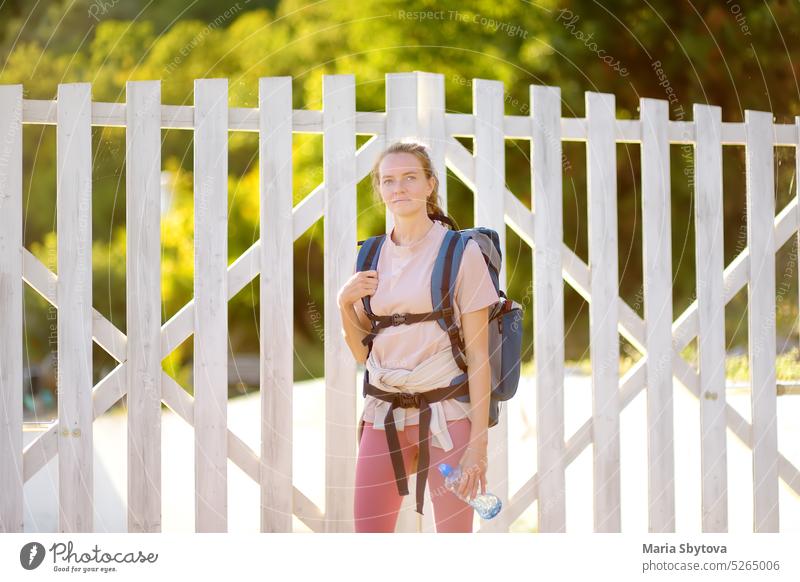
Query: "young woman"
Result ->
[[337, 141, 499, 533]]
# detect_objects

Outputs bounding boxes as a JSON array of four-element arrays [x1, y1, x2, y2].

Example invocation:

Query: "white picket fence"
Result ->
[[1, 71, 799, 533]]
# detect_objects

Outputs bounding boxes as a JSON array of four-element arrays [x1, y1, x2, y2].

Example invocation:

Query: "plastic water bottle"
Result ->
[[437, 463, 502, 519]]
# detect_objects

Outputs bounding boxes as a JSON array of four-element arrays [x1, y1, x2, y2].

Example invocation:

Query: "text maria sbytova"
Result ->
[[643, 544, 727, 556]]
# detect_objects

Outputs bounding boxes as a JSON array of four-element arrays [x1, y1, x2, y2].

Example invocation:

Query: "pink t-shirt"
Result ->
[[354, 219, 499, 425]]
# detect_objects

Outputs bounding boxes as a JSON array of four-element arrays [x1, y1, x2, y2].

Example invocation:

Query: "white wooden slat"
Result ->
[[353, 111, 386, 137], [744, 108, 779, 532], [56, 82, 94, 533], [355, 135, 383, 182], [585, 91, 621, 532], [383, 72, 423, 533], [23, 364, 126, 481], [322, 74, 358, 533], [445, 112, 473, 137], [259, 76, 294, 532], [290, 139, 380, 241], [0, 84, 23, 532], [22, 249, 127, 362], [418, 72, 448, 210], [160, 240, 260, 358], [775, 195, 800, 252], [415, 71, 447, 533], [193, 78, 229, 532], [19, 99, 800, 146], [444, 136, 476, 191], [21, 248, 57, 304], [23, 424, 58, 482], [504, 189, 535, 247], [617, 119, 642, 142], [91, 363, 128, 419], [125, 80, 162, 533], [692, 104, 728, 533], [504, 115, 534, 140], [640, 97, 676, 532], [384, 72, 418, 243], [291, 110, 323, 133], [473, 78, 510, 533], [292, 184, 325, 240], [161, 303, 193, 358]]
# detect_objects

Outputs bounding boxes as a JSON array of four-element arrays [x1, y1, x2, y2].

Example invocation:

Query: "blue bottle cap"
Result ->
[[438, 463, 453, 477]]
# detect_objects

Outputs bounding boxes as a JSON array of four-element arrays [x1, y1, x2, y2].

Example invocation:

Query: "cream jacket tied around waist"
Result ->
[[364, 346, 467, 451]]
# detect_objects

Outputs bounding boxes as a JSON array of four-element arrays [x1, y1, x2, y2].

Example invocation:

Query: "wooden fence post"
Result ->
[[56, 83, 94, 533], [745, 108, 779, 533], [640, 97, 675, 533], [323, 74, 358, 533], [586, 91, 621, 532], [532, 85, 566, 532], [126, 80, 163, 532], [0, 84, 23, 533], [693, 103, 728, 533], [260, 76, 294, 532], [193, 78, 229, 532]]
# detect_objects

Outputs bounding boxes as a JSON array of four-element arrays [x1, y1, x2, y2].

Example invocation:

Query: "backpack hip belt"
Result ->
[[363, 374, 470, 516]]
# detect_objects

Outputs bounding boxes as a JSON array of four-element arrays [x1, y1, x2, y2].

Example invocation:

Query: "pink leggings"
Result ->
[[354, 417, 474, 533]]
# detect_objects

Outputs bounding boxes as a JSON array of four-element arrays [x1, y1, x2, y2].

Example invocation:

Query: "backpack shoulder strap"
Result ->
[[430, 229, 468, 373], [431, 230, 467, 323], [355, 234, 386, 317], [462, 228, 502, 292]]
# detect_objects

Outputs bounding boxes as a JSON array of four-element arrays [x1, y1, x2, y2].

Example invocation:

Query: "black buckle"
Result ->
[[391, 312, 407, 326], [397, 392, 421, 408]]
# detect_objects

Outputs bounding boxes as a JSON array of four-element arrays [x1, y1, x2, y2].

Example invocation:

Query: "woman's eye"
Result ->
[[406, 175, 416, 181]]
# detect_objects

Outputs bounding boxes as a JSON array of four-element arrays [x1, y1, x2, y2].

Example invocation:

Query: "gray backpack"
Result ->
[[356, 226, 524, 427]]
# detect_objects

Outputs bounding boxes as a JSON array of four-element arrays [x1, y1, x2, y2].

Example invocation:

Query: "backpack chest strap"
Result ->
[[360, 307, 454, 346]]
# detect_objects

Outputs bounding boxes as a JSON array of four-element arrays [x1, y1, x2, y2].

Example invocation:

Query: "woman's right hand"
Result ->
[[337, 270, 378, 308]]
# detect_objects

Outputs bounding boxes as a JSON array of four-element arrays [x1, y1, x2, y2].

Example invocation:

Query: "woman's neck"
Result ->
[[391, 213, 435, 246]]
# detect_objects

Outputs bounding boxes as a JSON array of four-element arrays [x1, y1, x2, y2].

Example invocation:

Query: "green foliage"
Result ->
[[4, 0, 800, 387]]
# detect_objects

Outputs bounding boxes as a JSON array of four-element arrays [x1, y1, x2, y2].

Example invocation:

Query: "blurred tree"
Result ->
[[4, 0, 799, 388]]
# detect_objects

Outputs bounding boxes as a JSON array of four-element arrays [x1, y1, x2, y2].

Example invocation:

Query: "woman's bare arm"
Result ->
[[337, 269, 378, 364], [338, 299, 372, 364], [460, 306, 491, 446]]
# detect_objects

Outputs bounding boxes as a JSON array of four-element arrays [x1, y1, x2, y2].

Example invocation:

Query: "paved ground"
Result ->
[[21, 372, 800, 532]]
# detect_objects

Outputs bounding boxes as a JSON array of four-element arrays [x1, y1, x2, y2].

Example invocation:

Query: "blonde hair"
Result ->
[[370, 140, 457, 230]]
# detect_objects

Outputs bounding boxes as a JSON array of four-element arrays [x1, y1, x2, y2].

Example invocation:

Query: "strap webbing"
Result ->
[[363, 379, 470, 515]]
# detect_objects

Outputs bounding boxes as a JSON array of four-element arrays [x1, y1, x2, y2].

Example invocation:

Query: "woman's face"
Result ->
[[377, 152, 434, 219]]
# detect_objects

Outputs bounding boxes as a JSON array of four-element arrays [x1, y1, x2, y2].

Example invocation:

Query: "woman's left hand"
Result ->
[[456, 442, 488, 502]]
